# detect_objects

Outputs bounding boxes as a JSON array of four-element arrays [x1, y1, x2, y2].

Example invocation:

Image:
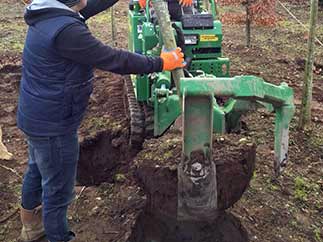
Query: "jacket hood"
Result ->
[[25, 0, 83, 26]]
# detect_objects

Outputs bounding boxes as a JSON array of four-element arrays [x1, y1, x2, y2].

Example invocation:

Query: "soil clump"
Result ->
[[133, 131, 256, 219], [128, 211, 249, 242]]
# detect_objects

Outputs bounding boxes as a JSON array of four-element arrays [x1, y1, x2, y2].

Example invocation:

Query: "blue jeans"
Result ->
[[21, 132, 79, 242]]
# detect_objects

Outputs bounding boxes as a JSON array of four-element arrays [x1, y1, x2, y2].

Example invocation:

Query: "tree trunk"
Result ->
[[111, 6, 116, 46], [298, 0, 318, 130], [151, 0, 185, 96], [245, 0, 251, 47]]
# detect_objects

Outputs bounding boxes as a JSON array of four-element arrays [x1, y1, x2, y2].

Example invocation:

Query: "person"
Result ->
[[139, 0, 193, 21], [17, 0, 185, 241]]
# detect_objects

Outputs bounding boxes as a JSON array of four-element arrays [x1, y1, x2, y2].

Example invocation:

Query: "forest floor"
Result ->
[[0, 0, 322, 242]]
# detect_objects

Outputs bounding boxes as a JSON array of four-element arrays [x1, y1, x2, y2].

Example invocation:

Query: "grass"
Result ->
[[0, 18, 26, 53], [0, 2, 26, 53], [314, 227, 323, 242], [114, 173, 127, 183], [294, 176, 309, 202], [294, 176, 321, 205], [81, 116, 123, 136]]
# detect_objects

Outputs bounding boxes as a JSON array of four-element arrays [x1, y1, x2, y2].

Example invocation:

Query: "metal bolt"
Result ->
[[191, 162, 202, 172]]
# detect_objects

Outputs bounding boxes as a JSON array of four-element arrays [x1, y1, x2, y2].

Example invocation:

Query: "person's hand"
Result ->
[[139, 0, 147, 8], [178, 0, 193, 7], [22, 0, 32, 4], [160, 47, 186, 71]]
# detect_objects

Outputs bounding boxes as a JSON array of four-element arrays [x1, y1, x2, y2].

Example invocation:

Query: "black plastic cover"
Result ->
[[181, 14, 214, 29]]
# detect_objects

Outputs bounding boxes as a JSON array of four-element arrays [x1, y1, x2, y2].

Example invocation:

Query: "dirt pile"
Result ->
[[133, 131, 256, 219], [121, 131, 256, 242], [128, 211, 248, 242]]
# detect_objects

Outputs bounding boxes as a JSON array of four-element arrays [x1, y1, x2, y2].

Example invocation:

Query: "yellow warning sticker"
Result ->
[[200, 35, 218, 42]]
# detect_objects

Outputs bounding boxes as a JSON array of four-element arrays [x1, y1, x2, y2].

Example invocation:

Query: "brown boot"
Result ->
[[20, 206, 46, 242]]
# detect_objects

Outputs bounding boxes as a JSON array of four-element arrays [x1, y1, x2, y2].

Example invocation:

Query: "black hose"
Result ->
[[171, 23, 185, 52]]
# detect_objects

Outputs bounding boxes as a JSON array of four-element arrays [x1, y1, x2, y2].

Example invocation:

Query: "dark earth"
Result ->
[[134, 131, 256, 218], [0, 0, 323, 242]]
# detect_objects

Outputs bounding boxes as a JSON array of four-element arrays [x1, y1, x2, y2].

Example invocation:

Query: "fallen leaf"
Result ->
[[0, 126, 13, 160]]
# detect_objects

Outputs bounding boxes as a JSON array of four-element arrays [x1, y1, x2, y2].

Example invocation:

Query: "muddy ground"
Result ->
[[0, 0, 322, 242]]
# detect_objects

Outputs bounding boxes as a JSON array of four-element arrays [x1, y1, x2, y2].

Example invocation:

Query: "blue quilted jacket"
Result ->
[[17, 0, 163, 136]]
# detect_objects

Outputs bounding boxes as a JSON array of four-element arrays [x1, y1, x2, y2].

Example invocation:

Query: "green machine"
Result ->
[[127, 0, 230, 140], [126, 0, 295, 220]]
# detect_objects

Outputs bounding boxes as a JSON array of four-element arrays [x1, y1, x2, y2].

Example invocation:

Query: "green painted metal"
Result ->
[[222, 99, 256, 132], [210, 0, 216, 19], [180, 75, 295, 176], [152, 93, 228, 136], [154, 71, 171, 89], [182, 95, 213, 155], [213, 101, 226, 133], [190, 58, 230, 77], [153, 92, 181, 136], [142, 22, 159, 52], [178, 93, 217, 220], [128, 0, 230, 106], [173, 21, 224, 58], [134, 74, 150, 101], [179, 76, 294, 102], [128, 6, 145, 53]]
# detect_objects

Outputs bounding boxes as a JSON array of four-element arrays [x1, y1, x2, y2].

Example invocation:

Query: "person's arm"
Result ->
[[80, 0, 119, 20], [55, 23, 163, 75]]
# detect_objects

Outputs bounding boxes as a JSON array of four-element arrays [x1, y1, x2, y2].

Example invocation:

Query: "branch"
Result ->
[[0, 164, 22, 180], [0, 208, 19, 224]]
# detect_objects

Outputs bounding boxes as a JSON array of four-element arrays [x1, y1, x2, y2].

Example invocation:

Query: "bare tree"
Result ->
[[298, 0, 319, 130]]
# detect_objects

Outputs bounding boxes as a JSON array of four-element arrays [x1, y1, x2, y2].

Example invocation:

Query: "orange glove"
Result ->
[[139, 0, 147, 8], [178, 0, 193, 7], [22, 0, 32, 4], [160, 47, 186, 71]]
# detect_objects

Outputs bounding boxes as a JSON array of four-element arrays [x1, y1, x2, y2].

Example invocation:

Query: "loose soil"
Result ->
[[0, 1, 322, 242], [134, 131, 256, 219], [128, 211, 249, 242]]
